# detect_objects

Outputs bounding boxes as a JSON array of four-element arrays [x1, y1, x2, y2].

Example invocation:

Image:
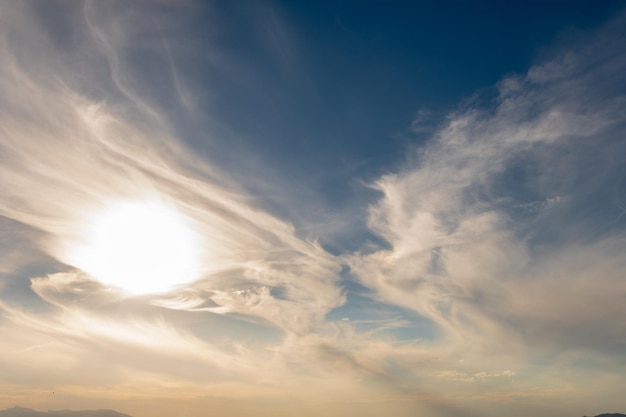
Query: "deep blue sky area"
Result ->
[[178, 0, 624, 193], [161, 0, 624, 231]]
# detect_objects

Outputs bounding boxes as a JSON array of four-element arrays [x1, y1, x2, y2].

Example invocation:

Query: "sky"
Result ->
[[1, 1, 626, 417]]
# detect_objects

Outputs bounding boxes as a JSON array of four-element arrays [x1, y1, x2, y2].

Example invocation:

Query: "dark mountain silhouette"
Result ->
[[594, 414, 626, 417], [0, 407, 132, 417], [584, 414, 626, 417]]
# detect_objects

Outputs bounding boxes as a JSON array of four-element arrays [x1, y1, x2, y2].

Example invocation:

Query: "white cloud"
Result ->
[[349, 11, 626, 364], [1, 2, 626, 416], [433, 370, 516, 383], [0, 0, 344, 389]]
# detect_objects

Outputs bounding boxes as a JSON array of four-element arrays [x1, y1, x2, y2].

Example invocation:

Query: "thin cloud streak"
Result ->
[[0, 0, 343, 324], [1, 2, 626, 417], [0, 0, 345, 396], [350, 8, 626, 373]]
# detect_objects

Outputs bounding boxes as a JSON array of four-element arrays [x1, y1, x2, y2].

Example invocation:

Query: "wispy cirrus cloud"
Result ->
[[1, 1, 626, 417], [349, 9, 626, 371], [0, 0, 344, 399]]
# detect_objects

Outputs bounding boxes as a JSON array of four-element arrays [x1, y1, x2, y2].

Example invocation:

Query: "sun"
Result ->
[[73, 200, 201, 295]]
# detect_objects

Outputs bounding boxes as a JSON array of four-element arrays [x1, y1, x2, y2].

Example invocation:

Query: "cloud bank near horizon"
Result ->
[[0, 2, 625, 417]]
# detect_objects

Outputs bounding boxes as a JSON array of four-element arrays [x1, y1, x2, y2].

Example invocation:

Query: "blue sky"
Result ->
[[1, 1, 626, 417]]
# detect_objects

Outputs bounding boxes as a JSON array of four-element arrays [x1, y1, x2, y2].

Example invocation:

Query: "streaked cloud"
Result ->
[[0, 2, 625, 417], [0, 0, 344, 397], [348, 5, 626, 407]]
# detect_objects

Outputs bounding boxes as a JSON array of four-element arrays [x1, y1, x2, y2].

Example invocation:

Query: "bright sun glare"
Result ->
[[75, 201, 201, 295]]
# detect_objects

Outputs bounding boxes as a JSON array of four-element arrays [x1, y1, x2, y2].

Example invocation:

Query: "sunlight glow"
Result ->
[[75, 201, 201, 294]]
